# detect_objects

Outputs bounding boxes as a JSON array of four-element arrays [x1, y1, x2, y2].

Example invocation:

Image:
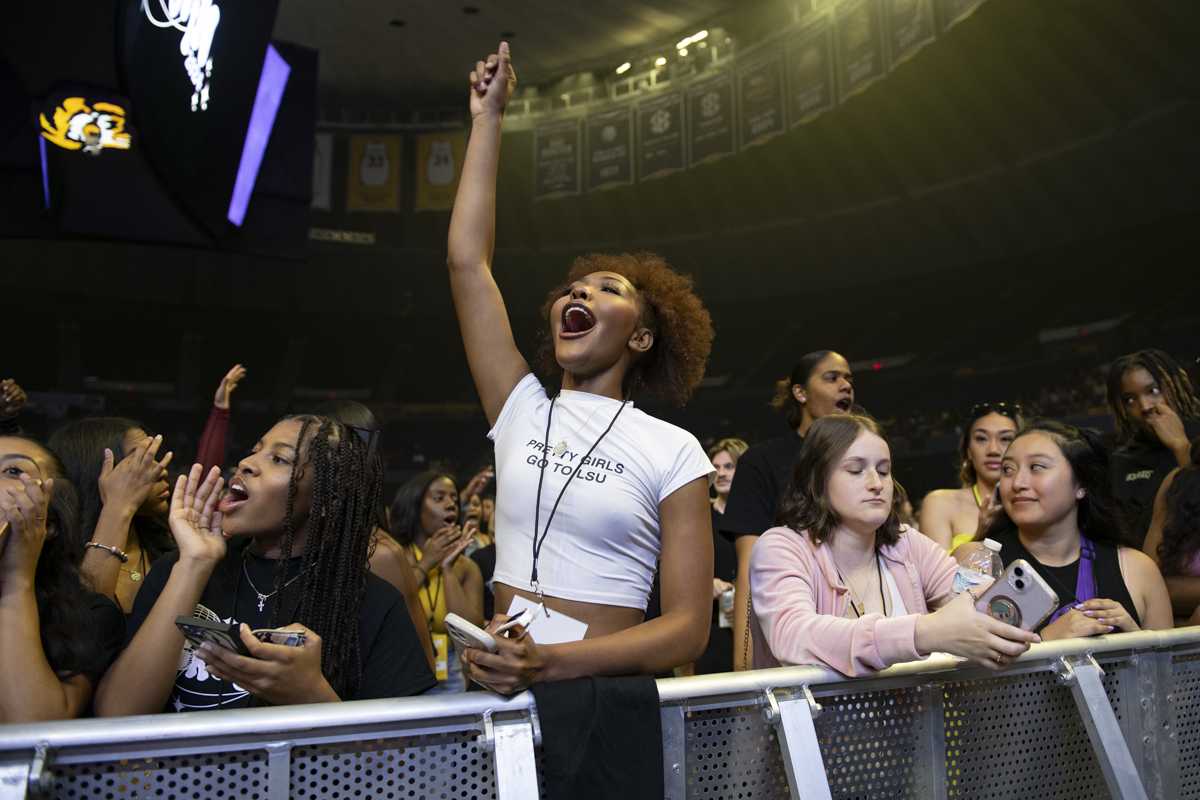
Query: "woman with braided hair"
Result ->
[[1107, 349, 1200, 546], [95, 416, 434, 715]]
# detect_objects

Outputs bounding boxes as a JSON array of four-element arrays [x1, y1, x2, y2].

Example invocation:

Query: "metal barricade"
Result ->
[[2, 627, 1199, 800]]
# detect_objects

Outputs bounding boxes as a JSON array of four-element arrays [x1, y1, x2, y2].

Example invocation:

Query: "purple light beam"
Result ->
[[227, 43, 291, 226]]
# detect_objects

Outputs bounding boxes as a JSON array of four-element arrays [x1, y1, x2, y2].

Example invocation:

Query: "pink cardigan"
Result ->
[[750, 525, 957, 676]]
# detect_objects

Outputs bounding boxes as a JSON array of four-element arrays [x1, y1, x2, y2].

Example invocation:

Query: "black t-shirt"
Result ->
[[126, 546, 436, 712], [45, 590, 125, 683], [1110, 422, 1200, 547], [992, 527, 1140, 632], [719, 432, 804, 541]]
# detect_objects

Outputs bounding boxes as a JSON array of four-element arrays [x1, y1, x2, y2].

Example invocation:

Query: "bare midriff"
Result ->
[[494, 582, 645, 638]]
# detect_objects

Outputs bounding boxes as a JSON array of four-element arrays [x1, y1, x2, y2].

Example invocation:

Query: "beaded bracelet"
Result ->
[[85, 541, 129, 563]]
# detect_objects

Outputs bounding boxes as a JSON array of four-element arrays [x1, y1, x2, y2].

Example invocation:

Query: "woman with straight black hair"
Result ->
[[981, 420, 1172, 639], [447, 41, 715, 694], [0, 435, 124, 722], [95, 414, 434, 715], [920, 402, 1022, 554], [1106, 349, 1200, 545], [724, 349, 855, 669], [389, 470, 483, 692], [49, 417, 174, 612]]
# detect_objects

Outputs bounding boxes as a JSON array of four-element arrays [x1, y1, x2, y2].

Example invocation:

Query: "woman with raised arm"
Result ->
[[448, 42, 716, 694], [0, 435, 125, 722], [920, 402, 1022, 554], [94, 415, 434, 715]]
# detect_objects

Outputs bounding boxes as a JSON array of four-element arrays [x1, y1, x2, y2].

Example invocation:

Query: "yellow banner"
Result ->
[[346, 135, 401, 212], [414, 131, 466, 211]]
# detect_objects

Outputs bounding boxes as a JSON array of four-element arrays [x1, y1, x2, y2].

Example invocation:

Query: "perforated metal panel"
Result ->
[[943, 670, 1110, 800], [49, 750, 269, 799], [685, 704, 789, 798], [1172, 653, 1200, 800], [290, 731, 495, 800], [813, 685, 930, 800]]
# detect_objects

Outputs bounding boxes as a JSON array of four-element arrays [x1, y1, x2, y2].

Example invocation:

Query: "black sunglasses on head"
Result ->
[[969, 401, 1023, 421]]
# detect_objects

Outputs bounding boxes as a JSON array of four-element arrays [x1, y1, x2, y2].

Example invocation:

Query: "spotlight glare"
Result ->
[[693, 29, 708, 41], [616, 61, 631, 74], [678, 47, 688, 57], [676, 37, 691, 50], [654, 56, 667, 67]]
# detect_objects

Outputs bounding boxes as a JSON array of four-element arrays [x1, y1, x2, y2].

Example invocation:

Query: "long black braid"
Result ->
[[1106, 349, 1200, 445], [267, 415, 382, 699]]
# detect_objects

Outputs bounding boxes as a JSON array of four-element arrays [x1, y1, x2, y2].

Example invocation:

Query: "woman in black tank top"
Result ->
[[980, 421, 1171, 639]]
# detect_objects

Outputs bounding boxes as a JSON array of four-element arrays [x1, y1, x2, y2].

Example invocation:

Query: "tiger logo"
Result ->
[[39, 97, 131, 156]]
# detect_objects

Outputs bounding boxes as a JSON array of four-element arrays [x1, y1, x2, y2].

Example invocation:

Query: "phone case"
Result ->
[[444, 612, 498, 653], [975, 559, 1060, 631], [175, 616, 250, 656], [253, 628, 307, 647]]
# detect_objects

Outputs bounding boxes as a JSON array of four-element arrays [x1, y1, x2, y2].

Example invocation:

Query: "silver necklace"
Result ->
[[242, 560, 307, 612], [550, 395, 614, 457]]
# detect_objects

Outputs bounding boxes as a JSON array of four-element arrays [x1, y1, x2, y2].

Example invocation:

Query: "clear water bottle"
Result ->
[[953, 539, 1003, 594]]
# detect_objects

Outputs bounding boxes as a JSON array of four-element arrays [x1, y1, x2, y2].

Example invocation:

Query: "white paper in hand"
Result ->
[[506, 595, 588, 644]]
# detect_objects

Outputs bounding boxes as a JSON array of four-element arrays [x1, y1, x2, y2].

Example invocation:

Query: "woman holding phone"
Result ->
[[980, 420, 1172, 639], [95, 415, 434, 715], [448, 41, 716, 694], [750, 415, 1041, 676]]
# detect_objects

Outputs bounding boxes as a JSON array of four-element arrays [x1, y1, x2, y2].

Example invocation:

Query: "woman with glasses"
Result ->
[[920, 403, 1023, 554]]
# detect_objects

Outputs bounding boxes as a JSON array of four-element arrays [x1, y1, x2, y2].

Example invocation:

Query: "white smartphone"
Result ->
[[974, 558, 1060, 631], [444, 609, 534, 653]]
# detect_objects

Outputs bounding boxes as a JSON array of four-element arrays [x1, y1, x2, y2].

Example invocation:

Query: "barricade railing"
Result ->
[[3, 626, 1199, 799]]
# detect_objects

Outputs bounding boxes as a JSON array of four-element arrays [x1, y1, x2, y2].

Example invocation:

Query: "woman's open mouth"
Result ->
[[218, 480, 250, 514], [835, 398, 853, 412], [560, 302, 596, 338]]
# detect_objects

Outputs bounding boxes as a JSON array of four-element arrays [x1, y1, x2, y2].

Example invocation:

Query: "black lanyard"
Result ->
[[530, 394, 628, 591]]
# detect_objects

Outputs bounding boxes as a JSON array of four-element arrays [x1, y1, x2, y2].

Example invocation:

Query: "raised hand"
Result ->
[[0, 379, 27, 419], [419, 525, 466, 571], [213, 364, 247, 410], [0, 474, 52, 584], [168, 464, 226, 565], [461, 465, 494, 504], [99, 434, 173, 514], [469, 41, 516, 119]]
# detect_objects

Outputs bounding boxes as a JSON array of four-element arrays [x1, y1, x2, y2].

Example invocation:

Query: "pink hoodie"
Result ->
[[750, 524, 957, 676]]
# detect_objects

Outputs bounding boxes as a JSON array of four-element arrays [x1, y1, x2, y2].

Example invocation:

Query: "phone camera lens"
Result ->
[[1014, 579, 1026, 590], [1014, 567, 1025, 578]]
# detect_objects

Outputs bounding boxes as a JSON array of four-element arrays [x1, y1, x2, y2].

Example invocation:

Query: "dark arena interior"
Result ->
[[0, 1, 1198, 798]]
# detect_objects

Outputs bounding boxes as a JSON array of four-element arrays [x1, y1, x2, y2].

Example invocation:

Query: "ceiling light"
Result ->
[[678, 47, 688, 57], [616, 62, 631, 74], [693, 30, 708, 42], [654, 56, 667, 67], [676, 37, 691, 50]]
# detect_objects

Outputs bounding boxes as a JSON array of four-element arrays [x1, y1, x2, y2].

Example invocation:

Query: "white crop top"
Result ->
[[488, 373, 715, 609]]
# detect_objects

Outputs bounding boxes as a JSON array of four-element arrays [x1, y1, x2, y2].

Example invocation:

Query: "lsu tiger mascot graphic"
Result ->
[[40, 97, 132, 156]]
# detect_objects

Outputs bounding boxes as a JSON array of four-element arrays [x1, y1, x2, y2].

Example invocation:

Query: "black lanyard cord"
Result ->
[[531, 394, 629, 588]]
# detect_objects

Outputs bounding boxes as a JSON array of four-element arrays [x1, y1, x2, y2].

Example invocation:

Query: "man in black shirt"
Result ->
[[1105, 350, 1200, 546], [722, 351, 854, 669]]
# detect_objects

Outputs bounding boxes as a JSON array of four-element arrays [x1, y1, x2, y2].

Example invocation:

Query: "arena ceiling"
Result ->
[[272, 0, 750, 107]]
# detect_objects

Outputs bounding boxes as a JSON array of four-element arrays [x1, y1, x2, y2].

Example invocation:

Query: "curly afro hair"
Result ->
[[537, 252, 713, 407]]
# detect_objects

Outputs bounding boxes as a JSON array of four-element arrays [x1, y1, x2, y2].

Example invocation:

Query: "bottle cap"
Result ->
[[982, 538, 1002, 553]]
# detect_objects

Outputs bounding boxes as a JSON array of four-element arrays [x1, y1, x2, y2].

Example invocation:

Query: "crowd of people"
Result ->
[[3, 42, 1199, 728]]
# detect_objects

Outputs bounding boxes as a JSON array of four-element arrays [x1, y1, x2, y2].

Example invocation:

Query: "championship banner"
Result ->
[[687, 74, 735, 166], [586, 106, 633, 191], [346, 134, 401, 212], [414, 131, 466, 211], [835, 0, 887, 100], [737, 53, 786, 149], [939, 0, 987, 32], [534, 118, 582, 199], [785, 16, 836, 129], [311, 132, 333, 210], [636, 91, 685, 181], [886, 0, 936, 68]]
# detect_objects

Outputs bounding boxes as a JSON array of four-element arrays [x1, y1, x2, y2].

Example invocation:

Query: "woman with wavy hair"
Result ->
[[750, 415, 1039, 676], [447, 41, 716, 693], [0, 435, 124, 721]]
